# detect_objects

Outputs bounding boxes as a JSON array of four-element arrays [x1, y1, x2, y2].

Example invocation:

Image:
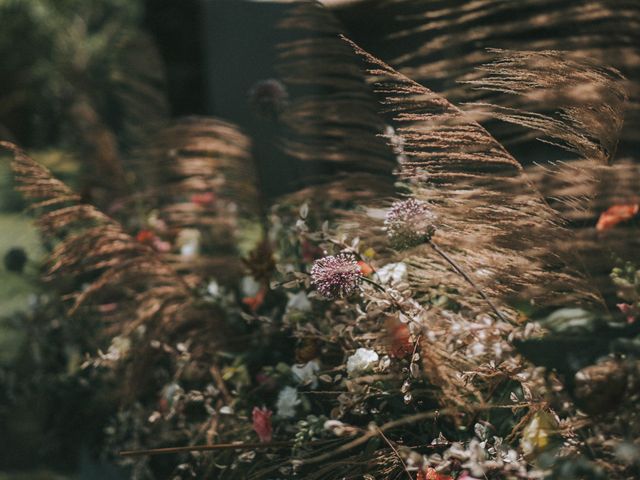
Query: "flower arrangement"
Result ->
[[1, 1, 639, 479]]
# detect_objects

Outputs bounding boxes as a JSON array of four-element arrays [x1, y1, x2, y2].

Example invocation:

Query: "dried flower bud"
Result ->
[[310, 253, 362, 299], [248, 78, 289, 117], [4, 247, 27, 273], [384, 198, 437, 248]]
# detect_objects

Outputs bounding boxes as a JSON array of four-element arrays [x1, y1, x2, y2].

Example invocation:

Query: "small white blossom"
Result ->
[[376, 262, 408, 285], [324, 419, 347, 436], [346, 348, 379, 376], [276, 386, 300, 418], [177, 229, 201, 259], [291, 359, 320, 388], [161, 382, 183, 410], [101, 336, 131, 362], [207, 280, 220, 297], [241, 276, 261, 297], [181, 244, 197, 258]]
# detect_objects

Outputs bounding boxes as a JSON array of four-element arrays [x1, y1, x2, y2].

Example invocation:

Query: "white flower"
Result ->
[[177, 229, 201, 259], [161, 382, 183, 410], [286, 291, 312, 312], [376, 262, 407, 285], [469, 342, 486, 357], [276, 386, 300, 418], [291, 360, 320, 388], [324, 419, 347, 436], [241, 276, 261, 297], [101, 335, 131, 361], [207, 280, 221, 297], [346, 348, 379, 376]]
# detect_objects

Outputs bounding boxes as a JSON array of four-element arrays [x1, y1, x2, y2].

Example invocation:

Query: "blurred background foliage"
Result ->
[[0, 1, 159, 477]]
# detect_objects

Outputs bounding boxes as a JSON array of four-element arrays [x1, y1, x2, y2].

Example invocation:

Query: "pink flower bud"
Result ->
[[252, 406, 273, 443]]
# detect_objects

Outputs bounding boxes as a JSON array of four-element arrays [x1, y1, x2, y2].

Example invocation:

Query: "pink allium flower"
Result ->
[[384, 198, 437, 248], [252, 406, 273, 443], [311, 253, 362, 299]]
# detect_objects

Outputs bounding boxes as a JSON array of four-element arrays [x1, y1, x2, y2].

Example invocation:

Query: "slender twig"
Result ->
[[301, 402, 532, 466], [209, 365, 233, 405], [376, 427, 414, 480], [120, 439, 335, 457], [300, 409, 455, 465], [361, 275, 387, 293], [120, 441, 295, 456], [427, 239, 510, 324]]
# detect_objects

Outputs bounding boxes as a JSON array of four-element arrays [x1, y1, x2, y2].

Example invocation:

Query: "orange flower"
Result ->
[[417, 468, 453, 480], [242, 287, 266, 312], [385, 317, 413, 358], [136, 229, 156, 244], [357, 260, 374, 276], [596, 204, 639, 231]]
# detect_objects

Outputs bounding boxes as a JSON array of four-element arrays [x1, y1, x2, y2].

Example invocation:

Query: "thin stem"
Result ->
[[361, 275, 387, 293], [376, 428, 413, 480], [120, 439, 335, 457], [427, 239, 510, 324], [120, 441, 294, 456], [301, 402, 532, 466]]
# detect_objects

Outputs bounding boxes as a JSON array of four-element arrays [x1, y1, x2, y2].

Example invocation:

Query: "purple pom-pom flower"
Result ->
[[384, 198, 437, 248], [311, 253, 362, 299]]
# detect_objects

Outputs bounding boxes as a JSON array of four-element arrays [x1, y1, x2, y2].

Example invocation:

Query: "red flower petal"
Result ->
[[242, 287, 266, 312], [596, 204, 639, 231], [385, 317, 413, 358], [357, 260, 374, 276], [417, 468, 453, 480], [191, 192, 217, 207], [252, 406, 273, 443], [136, 229, 156, 244]]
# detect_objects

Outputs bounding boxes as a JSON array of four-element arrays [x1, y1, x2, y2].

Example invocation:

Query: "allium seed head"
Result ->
[[384, 198, 437, 248], [311, 253, 362, 299], [248, 79, 289, 117]]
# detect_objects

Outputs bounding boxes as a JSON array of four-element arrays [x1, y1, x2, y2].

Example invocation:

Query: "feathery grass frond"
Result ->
[[275, 2, 397, 187], [342, 38, 602, 311], [110, 31, 170, 149], [330, 0, 640, 153], [465, 49, 627, 165], [6, 141, 82, 209], [1, 142, 222, 376], [460, 50, 633, 300], [131, 116, 259, 283]]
